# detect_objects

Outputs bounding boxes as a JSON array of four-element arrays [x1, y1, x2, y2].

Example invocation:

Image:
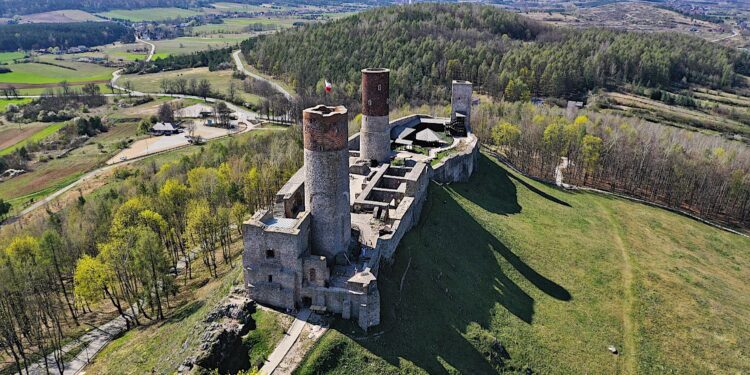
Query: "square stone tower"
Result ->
[[451, 80, 473, 133]]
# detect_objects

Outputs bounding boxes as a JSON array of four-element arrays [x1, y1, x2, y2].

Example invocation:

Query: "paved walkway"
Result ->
[[25, 313, 131, 375], [260, 309, 311, 375]]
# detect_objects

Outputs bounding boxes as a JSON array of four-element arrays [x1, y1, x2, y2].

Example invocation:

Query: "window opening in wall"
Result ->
[[309, 268, 317, 282], [268, 275, 273, 283], [266, 249, 275, 259]]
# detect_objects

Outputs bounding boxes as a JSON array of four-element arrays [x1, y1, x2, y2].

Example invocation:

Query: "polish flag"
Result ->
[[325, 80, 332, 93]]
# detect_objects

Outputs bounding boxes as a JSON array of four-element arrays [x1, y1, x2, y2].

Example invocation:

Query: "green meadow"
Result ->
[[0, 61, 114, 84], [0, 52, 25, 64], [296, 152, 750, 375]]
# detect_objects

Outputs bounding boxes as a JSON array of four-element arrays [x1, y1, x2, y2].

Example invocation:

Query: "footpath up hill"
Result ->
[[296, 153, 750, 375]]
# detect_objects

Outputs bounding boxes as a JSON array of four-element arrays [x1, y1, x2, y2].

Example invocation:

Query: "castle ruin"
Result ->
[[242, 69, 479, 330]]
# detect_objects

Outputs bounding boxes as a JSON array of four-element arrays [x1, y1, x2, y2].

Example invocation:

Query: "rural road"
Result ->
[[260, 309, 311, 375], [138, 37, 156, 62], [712, 29, 739, 43], [232, 50, 296, 102]]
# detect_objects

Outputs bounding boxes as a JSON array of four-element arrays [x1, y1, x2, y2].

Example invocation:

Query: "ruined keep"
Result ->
[[303, 105, 351, 261], [243, 69, 479, 330], [359, 68, 391, 163]]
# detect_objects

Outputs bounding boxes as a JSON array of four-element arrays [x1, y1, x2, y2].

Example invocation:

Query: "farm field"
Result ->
[[14, 9, 102, 23], [296, 153, 750, 374], [0, 118, 143, 215], [0, 52, 24, 64], [96, 7, 201, 22], [0, 98, 30, 113], [121, 67, 262, 105], [0, 59, 114, 85], [209, 2, 298, 13], [0, 122, 66, 156], [150, 34, 254, 56], [190, 17, 300, 35]]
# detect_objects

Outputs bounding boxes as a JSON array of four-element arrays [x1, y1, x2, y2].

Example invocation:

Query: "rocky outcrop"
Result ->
[[179, 288, 256, 374]]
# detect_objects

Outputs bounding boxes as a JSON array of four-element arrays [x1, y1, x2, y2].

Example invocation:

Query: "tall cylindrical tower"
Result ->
[[360, 68, 390, 163], [451, 80, 473, 133], [303, 105, 351, 261]]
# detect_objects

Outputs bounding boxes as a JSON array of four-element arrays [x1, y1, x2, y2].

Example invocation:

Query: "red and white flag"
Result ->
[[324, 80, 332, 93]]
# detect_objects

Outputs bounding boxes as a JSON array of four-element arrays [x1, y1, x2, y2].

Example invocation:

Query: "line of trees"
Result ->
[[240, 3, 750, 105], [474, 102, 750, 228], [124, 47, 234, 74], [0, 22, 133, 52], [0, 128, 303, 374], [0, 0, 212, 17]]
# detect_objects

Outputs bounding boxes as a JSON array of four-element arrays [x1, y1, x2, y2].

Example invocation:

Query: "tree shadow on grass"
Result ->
[[337, 160, 571, 374], [164, 300, 205, 324]]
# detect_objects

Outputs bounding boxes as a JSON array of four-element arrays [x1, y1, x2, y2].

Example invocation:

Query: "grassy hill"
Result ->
[[296, 152, 750, 374]]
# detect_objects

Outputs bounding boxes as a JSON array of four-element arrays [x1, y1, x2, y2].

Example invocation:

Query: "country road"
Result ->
[[232, 50, 296, 102], [712, 29, 739, 43]]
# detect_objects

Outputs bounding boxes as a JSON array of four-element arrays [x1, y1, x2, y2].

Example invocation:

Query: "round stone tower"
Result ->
[[360, 68, 391, 163], [303, 105, 351, 261], [451, 80, 473, 132]]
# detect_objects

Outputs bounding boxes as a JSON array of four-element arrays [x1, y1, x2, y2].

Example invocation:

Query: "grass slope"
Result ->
[[296, 153, 750, 374], [86, 261, 288, 374]]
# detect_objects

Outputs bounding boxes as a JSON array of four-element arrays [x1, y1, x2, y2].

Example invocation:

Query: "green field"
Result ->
[[0, 98, 31, 113], [0, 122, 66, 156], [96, 7, 201, 21], [0, 60, 114, 84], [191, 17, 300, 35], [296, 153, 750, 374], [122, 67, 262, 105], [150, 34, 252, 56], [0, 52, 24, 64]]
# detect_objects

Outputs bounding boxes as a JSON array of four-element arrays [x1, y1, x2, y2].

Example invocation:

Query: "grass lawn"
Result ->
[[151, 34, 253, 56], [96, 7, 201, 21], [0, 122, 66, 156], [0, 60, 114, 84], [0, 52, 24, 64], [122, 67, 262, 105], [296, 152, 750, 374], [0, 98, 31, 112]]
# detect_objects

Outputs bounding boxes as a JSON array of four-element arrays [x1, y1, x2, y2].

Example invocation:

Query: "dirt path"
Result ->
[[600, 205, 637, 375]]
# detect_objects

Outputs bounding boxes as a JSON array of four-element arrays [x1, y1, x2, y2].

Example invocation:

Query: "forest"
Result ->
[[0, 22, 133, 52], [0, 128, 302, 374], [0, 0, 212, 17], [473, 102, 750, 228], [241, 3, 750, 103]]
